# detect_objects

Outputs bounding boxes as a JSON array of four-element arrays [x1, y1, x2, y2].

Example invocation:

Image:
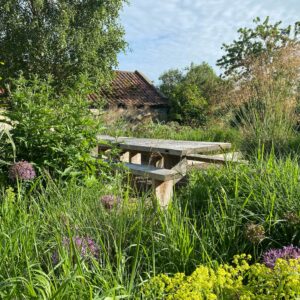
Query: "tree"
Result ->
[[159, 63, 222, 126], [217, 17, 300, 77], [217, 18, 300, 153], [0, 0, 127, 91]]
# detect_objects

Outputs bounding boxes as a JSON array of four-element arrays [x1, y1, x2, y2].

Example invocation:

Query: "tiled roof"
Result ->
[[90, 71, 169, 107]]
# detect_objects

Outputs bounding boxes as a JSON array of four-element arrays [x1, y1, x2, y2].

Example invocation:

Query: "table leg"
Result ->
[[130, 152, 141, 164], [120, 151, 130, 162], [152, 178, 174, 207], [90, 146, 99, 158]]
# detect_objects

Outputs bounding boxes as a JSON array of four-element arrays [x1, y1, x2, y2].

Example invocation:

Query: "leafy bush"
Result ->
[[158, 63, 223, 126], [0, 128, 15, 164], [4, 76, 102, 178], [141, 255, 300, 299]]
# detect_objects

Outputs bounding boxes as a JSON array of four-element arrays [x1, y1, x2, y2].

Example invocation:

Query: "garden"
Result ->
[[0, 1, 300, 299]]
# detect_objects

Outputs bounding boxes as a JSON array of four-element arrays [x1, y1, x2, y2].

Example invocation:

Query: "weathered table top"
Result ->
[[97, 135, 231, 156]]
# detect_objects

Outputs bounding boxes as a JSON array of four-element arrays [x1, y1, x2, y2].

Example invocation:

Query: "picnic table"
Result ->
[[97, 135, 233, 207]]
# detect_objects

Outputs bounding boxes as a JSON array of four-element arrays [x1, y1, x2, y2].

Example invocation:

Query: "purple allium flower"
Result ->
[[263, 245, 300, 268], [52, 236, 99, 265], [100, 194, 121, 210], [9, 160, 36, 181], [245, 223, 265, 244], [63, 236, 100, 259]]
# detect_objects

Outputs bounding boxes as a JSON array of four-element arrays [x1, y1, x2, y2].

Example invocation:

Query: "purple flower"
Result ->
[[63, 236, 100, 258], [9, 160, 36, 181], [263, 245, 300, 268], [100, 194, 121, 210], [52, 236, 99, 265]]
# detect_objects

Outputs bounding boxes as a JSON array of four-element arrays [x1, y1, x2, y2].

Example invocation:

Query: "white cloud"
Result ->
[[118, 0, 300, 82]]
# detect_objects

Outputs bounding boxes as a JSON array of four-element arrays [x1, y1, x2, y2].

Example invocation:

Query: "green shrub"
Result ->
[[4, 76, 103, 178], [141, 255, 300, 299]]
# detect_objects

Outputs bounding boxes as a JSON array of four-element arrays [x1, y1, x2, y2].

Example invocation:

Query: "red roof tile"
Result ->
[[91, 71, 169, 107]]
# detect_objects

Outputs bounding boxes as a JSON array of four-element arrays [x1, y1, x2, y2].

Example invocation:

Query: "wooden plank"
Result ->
[[97, 135, 232, 157], [125, 163, 182, 181], [186, 152, 248, 165]]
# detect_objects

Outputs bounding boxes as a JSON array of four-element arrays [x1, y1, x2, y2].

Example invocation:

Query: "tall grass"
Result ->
[[0, 175, 200, 298], [106, 121, 242, 147], [183, 150, 300, 261], [1, 153, 300, 298], [229, 45, 300, 155]]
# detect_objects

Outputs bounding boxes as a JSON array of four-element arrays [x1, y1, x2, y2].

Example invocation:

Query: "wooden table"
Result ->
[[97, 135, 231, 167], [97, 135, 232, 206]]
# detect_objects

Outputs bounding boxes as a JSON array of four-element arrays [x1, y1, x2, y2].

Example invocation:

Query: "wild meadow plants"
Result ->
[[105, 120, 242, 147], [1, 152, 300, 298]]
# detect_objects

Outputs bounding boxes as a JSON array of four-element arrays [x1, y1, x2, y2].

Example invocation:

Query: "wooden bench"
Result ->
[[125, 163, 183, 207], [186, 152, 248, 166]]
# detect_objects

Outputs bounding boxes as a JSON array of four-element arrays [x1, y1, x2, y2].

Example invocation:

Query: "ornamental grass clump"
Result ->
[[263, 245, 300, 268], [8, 160, 36, 181]]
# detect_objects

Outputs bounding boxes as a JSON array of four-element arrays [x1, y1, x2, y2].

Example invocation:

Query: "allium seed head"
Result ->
[[245, 223, 265, 244], [100, 194, 121, 210], [9, 160, 36, 181], [283, 212, 300, 225]]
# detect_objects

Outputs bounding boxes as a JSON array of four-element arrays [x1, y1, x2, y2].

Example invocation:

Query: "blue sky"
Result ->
[[118, 0, 299, 83]]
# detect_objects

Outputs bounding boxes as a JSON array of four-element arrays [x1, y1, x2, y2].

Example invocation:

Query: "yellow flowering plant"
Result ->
[[140, 255, 300, 299]]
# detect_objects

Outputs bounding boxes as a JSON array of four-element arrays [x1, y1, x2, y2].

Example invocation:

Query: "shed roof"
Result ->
[[90, 70, 169, 107]]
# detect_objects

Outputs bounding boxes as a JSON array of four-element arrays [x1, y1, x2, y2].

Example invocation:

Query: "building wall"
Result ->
[[103, 106, 169, 125]]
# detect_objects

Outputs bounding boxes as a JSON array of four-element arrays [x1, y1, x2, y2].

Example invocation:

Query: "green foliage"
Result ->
[[0, 61, 4, 81], [1, 155, 300, 297], [0, 129, 15, 184], [217, 17, 300, 77], [141, 255, 300, 299], [216, 18, 300, 153], [4, 76, 102, 178], [0, 0, 127, 91], [159, 63, 222, 126], [184, 153, 300, 261]]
